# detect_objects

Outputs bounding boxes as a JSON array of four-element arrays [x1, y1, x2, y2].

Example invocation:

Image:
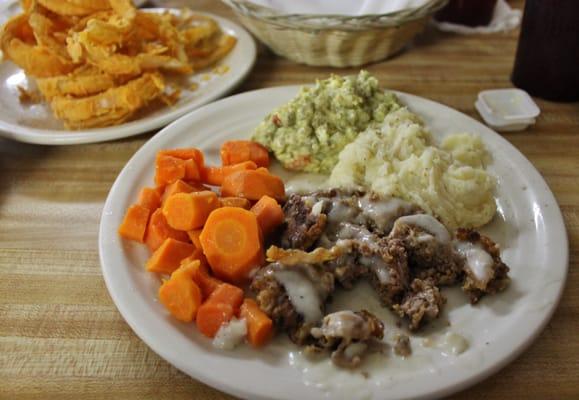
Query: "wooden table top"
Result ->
[[1, 1, 578, 399]]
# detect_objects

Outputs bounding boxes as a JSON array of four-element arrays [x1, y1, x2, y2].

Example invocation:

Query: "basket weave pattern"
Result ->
[[223, 0, 448, 67]]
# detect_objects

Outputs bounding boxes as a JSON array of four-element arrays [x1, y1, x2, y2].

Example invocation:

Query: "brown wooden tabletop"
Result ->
[[1, 1, 578, 399]]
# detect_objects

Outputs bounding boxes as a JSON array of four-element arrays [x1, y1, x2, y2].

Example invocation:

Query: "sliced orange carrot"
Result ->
[[206, 283, 244, 310], [221, 169, 285, 202], [162, 190, 220, 231], [175, 257, 201, 277], [240, 298, 273, 347], [196, 302, 234, 338], [161, 179, 195, 205], [144, 208, 190, 252], [161, 180, 211, 205], [182, 257, 222, 299], [155, 185, 166, 197], [200, 207, 264, 283], [187, 229, 203, 249], [196, 274, 222, 300], [185, 181, 212, 191], [155, 154, 186, 186], [138, 187, 161, 211], [146, 238, 196, 275], [202, 167, 224, 187], [118, 204, 150, 243], [184, 158, 202, 181], [180, 248, 208, 268], [220, 140, 270, 168], [159, 148, 205, 168], [202, 160, 257, 186], [158, 266, 202, 323], [250, 195, 284, 236], [218, 196, 251, 209]]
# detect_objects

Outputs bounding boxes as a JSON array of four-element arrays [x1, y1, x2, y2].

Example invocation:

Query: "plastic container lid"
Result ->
[[475, 88, 540, 131]]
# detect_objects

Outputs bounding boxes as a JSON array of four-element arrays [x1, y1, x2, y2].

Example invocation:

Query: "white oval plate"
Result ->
[[99, 87, 568, 400], [0, 9, 256, 145]]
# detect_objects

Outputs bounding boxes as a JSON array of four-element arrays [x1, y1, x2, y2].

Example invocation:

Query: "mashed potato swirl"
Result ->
[[329, 108, 496, 229]]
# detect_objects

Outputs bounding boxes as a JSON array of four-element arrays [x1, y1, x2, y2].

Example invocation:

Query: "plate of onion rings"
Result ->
[[0, 1, 256, 145]]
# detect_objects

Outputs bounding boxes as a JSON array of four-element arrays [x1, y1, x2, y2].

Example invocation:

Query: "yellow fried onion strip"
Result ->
[[0, 1, 237, 128]]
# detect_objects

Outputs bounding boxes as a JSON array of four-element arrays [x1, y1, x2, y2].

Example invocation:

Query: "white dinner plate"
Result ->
[[0, 9, 256, 145], [99, 86, 568, 400]]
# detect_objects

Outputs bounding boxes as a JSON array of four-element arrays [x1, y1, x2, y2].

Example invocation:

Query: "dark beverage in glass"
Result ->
[[511, 0, 579, 102], [434, 0, 498, 27]]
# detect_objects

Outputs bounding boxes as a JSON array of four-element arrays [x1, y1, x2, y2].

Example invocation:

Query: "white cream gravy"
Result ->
[[273, 269, 323, 323], [358, 194, 413, 232], [394, 214, 451, 243], [455, 241, 494, 283]]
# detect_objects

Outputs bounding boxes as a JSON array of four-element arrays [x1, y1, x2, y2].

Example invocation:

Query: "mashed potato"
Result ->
[[329, 108, 496, 229]]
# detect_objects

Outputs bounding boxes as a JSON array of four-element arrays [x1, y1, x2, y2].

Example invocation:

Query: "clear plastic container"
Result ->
[[475, 89, 540, 132]]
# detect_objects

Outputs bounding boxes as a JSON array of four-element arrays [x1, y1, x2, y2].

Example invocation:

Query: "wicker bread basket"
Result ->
[[222, 0, 448, 67]]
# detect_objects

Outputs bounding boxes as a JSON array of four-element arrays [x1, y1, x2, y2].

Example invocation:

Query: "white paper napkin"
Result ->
[[433, 0, 521, 34], [246, 0, 432, 15]]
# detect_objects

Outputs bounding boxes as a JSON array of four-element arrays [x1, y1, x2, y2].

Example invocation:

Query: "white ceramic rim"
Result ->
[[99, 86, 568, 400], [0, 10, 256, 145]]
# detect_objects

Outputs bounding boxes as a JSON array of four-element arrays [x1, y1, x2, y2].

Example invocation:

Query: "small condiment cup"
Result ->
[[475, 88, 540, 131]]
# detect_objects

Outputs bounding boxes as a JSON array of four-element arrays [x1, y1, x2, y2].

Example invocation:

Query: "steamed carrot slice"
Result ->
[[202, 161, 257, 186], [219, 197, 251, 209], [159, 149, 205, 182], [159, 148, 205, 167], [146, 238, 196, 274], [144, 208, 190, 252], [250, 195, 284, 236], [118, 204, 150, 243], [200, 207, 264, 282], [138, 187, 161, 211], [202, 167, 224, 187], [187, 229, 203, 249], [155, 154, 186, 186], [196, 282, 244, 337], [186, 181, 212, 191], [206, 283, 244, 310], [181, 257, 222, 299], [220, 140, 270, 168], [184, 159, 202, 181], [158, 264, 203, 322], [196, 273, 222, 300], [161, 179, 194, 204], [161, 179, 209, 205], [196, 302, 234, 338], [240, 298, 273, 347], [180, 248, 208, 268], [221, 169, 285, 202], [163, 190, 220, 231]]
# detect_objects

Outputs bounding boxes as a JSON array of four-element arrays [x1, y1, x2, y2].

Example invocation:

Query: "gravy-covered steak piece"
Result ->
[[280, 194, 327, 250], [389, 214, 464, 286], [455, 229, 510, 303], [262, 190, 512, 365], [309, 310, 385, 368], [392, 278, 446, 331], [251, 261, 334, 345], [374, 238, 411, 305]]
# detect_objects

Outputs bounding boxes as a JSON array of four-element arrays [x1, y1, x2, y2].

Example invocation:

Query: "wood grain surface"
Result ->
[[1, 1, 578, 399]]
